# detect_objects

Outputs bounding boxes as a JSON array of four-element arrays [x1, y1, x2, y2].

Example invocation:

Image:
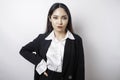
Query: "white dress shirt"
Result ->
[[36, 30, 75, 75]]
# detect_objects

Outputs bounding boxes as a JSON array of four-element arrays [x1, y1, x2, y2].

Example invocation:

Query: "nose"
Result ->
[[58, 19, 62, 25]]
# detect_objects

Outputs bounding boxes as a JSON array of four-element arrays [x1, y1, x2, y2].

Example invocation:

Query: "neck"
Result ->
[[54, 31, 66, 41]]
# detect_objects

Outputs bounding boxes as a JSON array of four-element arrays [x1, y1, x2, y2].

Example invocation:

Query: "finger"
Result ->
[[44, 72, 48, 77]]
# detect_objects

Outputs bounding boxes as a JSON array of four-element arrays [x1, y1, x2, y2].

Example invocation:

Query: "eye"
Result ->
[[53, 16, 58, 19], [62, 16, 68, 20]]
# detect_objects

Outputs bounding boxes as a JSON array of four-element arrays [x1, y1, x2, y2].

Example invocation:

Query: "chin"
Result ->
[[56, 29, 65, 33]]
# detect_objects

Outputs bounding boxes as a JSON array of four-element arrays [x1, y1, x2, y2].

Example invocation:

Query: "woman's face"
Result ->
[[49, 8, 68, 33]]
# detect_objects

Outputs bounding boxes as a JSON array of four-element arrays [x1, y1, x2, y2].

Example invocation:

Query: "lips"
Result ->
[[57, 26, 63, 28]]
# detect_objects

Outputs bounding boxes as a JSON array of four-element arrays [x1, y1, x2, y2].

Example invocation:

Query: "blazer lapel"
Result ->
[[39, 39, 52, 61], [62, 38, 74, 74]]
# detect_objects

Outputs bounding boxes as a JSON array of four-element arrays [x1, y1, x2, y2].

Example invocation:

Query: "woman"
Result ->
[[20, 2, 84, 80]]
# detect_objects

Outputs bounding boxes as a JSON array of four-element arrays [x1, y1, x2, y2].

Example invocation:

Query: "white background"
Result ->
[[0, 0, 120, 80]]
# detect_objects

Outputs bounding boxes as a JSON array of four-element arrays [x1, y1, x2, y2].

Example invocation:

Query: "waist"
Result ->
[[46, 68, 62, 77], [47, 65, 62, 72]]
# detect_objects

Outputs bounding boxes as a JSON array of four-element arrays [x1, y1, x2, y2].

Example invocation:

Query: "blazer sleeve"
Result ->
[[19, 34, 43, 65], [75, 36, 85, 80]]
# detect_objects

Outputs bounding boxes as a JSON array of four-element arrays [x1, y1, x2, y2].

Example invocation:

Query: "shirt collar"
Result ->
[[45, 30, 75, 40]]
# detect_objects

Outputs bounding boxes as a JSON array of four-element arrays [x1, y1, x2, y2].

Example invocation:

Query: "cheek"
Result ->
[[52, 21, 57, 26], [63, 20, 68, 25], [51, 21, 57, 28]]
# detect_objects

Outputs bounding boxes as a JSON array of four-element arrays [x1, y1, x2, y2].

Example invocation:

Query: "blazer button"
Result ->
[[68, 75, 72, 79]]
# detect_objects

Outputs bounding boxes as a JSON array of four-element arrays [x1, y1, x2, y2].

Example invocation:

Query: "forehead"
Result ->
[[52, 8, 68, 16]]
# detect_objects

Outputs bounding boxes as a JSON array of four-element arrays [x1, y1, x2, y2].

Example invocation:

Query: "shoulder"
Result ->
[[30, 33, 49, 43], [72, 33, 82, 41], [36, 33, 50, 40], [72, 33, 84, 49]]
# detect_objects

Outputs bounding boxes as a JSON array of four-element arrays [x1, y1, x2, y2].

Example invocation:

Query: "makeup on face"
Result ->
[[50, 8, 68, 32]]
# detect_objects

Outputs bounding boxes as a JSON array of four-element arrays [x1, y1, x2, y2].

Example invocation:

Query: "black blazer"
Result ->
[[20, 33, 84, 80]]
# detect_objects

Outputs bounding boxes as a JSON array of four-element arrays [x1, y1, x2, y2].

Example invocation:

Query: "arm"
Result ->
[[75, 36, 85, 80], [19, 34, 43, 65]]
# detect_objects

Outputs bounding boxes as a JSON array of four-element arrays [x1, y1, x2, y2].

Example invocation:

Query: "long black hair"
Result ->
[[45, 3, 74, 34]]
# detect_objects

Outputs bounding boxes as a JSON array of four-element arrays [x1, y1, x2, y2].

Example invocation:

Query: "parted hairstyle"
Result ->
[[45, 3, 74, 34]]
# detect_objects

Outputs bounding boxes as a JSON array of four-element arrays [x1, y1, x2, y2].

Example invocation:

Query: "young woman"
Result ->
[[20, 2, 84, 80]]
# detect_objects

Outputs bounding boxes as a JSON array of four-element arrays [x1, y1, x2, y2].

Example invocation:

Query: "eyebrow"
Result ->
[[52, 15, 68, 17]]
